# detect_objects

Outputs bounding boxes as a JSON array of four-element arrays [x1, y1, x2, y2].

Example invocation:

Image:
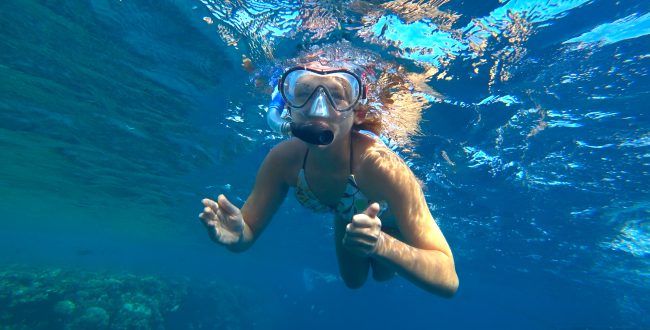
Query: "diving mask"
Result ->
[[279, 66, 366, 113]]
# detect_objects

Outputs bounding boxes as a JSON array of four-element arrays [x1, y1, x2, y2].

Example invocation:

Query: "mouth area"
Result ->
[[291, 121, 334, 145]]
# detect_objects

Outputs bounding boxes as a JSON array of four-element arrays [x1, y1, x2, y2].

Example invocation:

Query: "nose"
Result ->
[[306, 89, 331, 118]]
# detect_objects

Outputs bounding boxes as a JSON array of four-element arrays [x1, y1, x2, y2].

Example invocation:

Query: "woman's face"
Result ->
[[288, 63, 359, 143]]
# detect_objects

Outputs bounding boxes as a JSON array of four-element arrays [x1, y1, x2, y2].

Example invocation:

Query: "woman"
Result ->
[[198, 49, 458, 297]]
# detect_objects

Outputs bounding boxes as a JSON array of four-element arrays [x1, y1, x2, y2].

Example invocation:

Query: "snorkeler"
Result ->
[[198, 46, 459, 297]]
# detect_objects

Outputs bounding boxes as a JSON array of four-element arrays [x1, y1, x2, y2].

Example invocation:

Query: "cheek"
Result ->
[[337, 114, 355, 131], [343, 111, 357, 124], [289, 108, 306, 121]]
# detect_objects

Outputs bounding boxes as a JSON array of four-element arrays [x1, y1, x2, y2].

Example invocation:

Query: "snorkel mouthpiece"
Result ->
[[290, 122, 334, 145]]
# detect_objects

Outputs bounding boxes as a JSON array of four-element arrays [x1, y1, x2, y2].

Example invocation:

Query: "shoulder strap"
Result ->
[[302, 148, 309, 170], [349, 134, 354, 174]]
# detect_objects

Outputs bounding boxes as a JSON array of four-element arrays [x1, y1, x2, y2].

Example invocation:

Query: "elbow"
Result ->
[[419, 269, 459, 298], [441, 253, 459, 298], [429, 252, 459, 298], [440, 273, 459, 298], [428, 273, 458, 298], [428, 261, 459, 298]]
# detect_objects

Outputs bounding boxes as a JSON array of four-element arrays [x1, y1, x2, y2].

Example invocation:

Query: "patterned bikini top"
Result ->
[[294, 134, 389, 221]]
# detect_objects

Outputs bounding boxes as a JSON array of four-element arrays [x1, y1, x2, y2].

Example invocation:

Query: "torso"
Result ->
[[279, 131, 397, 227]]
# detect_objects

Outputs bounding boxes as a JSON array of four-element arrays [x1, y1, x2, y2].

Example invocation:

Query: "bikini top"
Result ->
[[294, 133, 389, 222]]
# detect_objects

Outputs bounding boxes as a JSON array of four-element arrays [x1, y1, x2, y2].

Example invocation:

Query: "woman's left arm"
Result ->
[[365, 150, 459, 297]]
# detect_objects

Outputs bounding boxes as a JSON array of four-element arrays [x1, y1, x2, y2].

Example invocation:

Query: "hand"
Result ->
[[199, 194, 245, 246], [342, 203, 384, 257]]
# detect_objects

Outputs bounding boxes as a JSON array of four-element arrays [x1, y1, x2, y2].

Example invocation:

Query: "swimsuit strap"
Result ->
[[349, 133, 354, 174], [302, 148, 309, 170]]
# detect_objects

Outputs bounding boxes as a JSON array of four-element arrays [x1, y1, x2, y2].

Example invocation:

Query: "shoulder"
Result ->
[[353, 131, 411, 180], [263, 138, 307, 186], [352, 132, 417, 200], [268, 137, 306, 160]]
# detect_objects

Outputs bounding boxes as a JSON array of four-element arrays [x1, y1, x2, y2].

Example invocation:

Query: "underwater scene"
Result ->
[[0, 0, 649, 329]]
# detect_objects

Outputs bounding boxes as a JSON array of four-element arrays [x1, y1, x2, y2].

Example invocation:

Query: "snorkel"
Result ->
[[266, 87, 292, 136], [291, 121, 334, 145], [266, 87, 334, 145]]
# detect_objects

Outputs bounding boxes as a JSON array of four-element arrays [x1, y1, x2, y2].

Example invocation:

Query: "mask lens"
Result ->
[[325, 72, 360, 110], [281, 69, 361, 111]]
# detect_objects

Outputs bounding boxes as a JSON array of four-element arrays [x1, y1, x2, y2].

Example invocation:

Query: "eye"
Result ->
[[330, 90, 343, 98], [292, 84, 312, 99], [337, 100, 351, 107], [326, 84, 345, 97]]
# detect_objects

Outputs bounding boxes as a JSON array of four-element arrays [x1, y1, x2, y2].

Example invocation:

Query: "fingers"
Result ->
[[217, 194, 240, 216], [202, 198, 219, 213], [199, 195, 243, 231], [199, 198, 220, 229], [351, 213, 382, 228], [351, 216, 373, 228], [345, 215, 381, 244], [344, 232, 378, 246], [200, 195, 238, 219], [342, 232, 377, 255], [197, 210, 221, 242], [364, 202, 380, 218], [345, 222, 380, 243], [202, 206, 215, 217], [349, 203, 380, 228], [198, 209, 215, 228], [342, 227, 374, 242]]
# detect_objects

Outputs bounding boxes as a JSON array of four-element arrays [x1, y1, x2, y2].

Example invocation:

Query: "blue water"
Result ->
[[1, 0, 649, 329]]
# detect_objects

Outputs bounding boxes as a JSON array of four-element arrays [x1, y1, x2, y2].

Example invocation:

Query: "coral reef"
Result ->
[[0, 264, 257, 330]]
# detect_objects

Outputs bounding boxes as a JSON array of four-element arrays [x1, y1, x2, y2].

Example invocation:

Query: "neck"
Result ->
[[306, 131, 352, 173]]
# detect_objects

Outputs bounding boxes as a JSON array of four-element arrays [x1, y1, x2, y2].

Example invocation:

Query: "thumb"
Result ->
[[364, 202, 380, 218], [217, 194, 239, 216]]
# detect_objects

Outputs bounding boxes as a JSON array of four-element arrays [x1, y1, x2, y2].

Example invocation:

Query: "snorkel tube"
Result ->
[[266, 87, 334, 145], [267, 87, 292, 136]]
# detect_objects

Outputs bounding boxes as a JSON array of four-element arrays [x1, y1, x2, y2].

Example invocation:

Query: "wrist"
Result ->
[[227, 223, 250, 252], [236, 223, 250, 245]]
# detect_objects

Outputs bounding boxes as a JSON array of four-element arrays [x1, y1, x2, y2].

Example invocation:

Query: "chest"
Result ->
[[302, 169, 349, 208]]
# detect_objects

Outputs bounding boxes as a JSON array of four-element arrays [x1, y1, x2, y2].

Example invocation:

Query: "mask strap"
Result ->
[[360, 71, 368, 103]]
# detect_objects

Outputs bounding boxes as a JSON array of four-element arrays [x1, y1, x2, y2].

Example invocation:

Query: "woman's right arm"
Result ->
[[200, 141, 295, 252], [234, 143, 293, 251]]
